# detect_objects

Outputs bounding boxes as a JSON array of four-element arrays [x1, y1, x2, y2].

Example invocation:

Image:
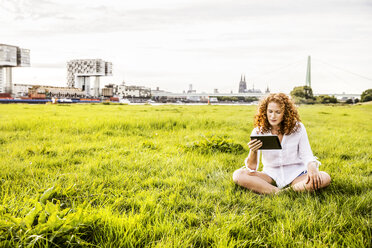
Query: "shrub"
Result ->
[[316, 95, 338, 104], [0, 187, 98, 247], [345, 99, 354, 104], [183, 135, 245, 154], [290, 86, 315, 104], [361, 89, 372, 102]]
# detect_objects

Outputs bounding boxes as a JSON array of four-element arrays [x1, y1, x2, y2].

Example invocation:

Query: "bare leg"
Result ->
[[233, 168, 280, 194], [291, 171, 331, 192]]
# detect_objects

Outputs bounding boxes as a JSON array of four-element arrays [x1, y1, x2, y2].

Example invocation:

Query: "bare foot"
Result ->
[[275, 187, 292, 195]]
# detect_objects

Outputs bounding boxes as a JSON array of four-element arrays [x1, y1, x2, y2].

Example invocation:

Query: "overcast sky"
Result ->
[[1, 0, 371, 94]]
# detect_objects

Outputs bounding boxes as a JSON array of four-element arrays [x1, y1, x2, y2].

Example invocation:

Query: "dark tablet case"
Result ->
[[250, 135, 282, 150]]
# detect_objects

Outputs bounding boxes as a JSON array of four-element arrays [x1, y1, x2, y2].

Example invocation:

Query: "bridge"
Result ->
[[313, 93, 361, 99], [152, 92, 267, 98], [152, 92, 361, 99]]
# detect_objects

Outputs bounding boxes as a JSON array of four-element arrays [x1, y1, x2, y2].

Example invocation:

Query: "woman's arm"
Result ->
[[245, 139, 262, 171], [298, 124, 317, 167], [298, 124, 322, 189], [306, 161, 322, 190]]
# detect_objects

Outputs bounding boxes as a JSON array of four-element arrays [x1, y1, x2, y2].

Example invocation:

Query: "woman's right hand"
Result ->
[[248, 139, 262, 152]]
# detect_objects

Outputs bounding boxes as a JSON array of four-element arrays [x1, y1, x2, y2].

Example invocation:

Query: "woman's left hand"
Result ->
[[306, 163, 322, 190]]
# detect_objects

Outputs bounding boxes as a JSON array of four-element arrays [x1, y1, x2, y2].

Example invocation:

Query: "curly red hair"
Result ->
[[254, 93, 301, 135]]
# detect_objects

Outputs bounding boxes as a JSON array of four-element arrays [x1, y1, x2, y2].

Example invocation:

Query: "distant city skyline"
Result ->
[[1, 0, 371, 94]]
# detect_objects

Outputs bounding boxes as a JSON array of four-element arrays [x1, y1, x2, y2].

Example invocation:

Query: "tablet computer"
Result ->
[[250, 135, 282, 150]]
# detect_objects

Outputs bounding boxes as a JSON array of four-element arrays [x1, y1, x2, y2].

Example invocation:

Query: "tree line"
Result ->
[[290, 86, 372, 104]]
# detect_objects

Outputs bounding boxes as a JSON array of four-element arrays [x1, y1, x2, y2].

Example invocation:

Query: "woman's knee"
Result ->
[[320, 171, 331, 187], [232, 169, 243, 184], [233, 168, 258, 186], [233, 168, 252, 185], [292, 171, 331, 192]]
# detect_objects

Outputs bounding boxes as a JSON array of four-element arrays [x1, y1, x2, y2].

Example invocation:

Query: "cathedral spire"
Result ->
[[238, 74, 247, 93], [266, 85, 270, 93]]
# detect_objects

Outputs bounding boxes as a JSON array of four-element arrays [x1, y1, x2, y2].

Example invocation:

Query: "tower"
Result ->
[[305, 55, 311, 88], [187, 84, 196, 94], [0, 44, 30, 94], [67, 59, 112, 97], [265, 85, 270, 93], [239, 74, 247, 93]]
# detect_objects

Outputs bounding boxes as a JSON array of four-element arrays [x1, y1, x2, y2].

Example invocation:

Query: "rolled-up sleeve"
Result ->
[[298, 124, 320, 167]]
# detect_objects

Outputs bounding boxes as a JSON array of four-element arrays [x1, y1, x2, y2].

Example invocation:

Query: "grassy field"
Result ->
[[0, 103, 371, 247]]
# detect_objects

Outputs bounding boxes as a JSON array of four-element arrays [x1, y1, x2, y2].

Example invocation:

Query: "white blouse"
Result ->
[[246, 122, 321, 188]]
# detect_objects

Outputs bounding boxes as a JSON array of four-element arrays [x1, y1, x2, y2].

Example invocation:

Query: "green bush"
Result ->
[[183, 135, 245, 154], [316, 95, 338, 104], [345, 98, 359, 104], [361, 89, 372, 102], [290, 86, 315, 104], [0, 187, 98, 247]]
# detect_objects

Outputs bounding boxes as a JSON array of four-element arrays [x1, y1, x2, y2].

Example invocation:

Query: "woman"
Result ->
[[233, 93, 331, 194]]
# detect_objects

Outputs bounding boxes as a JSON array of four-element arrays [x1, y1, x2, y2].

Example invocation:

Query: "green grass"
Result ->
[[0, 103, 371, 247]]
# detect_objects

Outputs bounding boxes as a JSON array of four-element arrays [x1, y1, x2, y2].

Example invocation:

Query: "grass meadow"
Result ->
[[0, 103, 371, 247]]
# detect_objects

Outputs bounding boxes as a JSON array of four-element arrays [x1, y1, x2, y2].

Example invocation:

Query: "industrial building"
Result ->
[[101, 85, 114, 97], [12, 84, 86, 99], [100, 82, 151, 99], [29, 85, 85, 99], [117, 82, 151, 98], [13, 84, 34, 97], [67, 59, 112, 97], [0, 44, 30, 94]]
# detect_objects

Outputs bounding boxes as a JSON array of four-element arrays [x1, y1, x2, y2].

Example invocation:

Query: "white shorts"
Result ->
[[262, 163, 307, 188]]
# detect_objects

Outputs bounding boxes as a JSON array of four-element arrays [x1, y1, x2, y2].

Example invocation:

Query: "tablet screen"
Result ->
[[250, 135, 282, 150]]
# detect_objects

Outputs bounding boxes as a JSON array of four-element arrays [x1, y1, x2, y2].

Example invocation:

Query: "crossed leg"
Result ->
[[232, 168, 280, 194], [233, 168, 331, 194], [291, 171, 331, 192]]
